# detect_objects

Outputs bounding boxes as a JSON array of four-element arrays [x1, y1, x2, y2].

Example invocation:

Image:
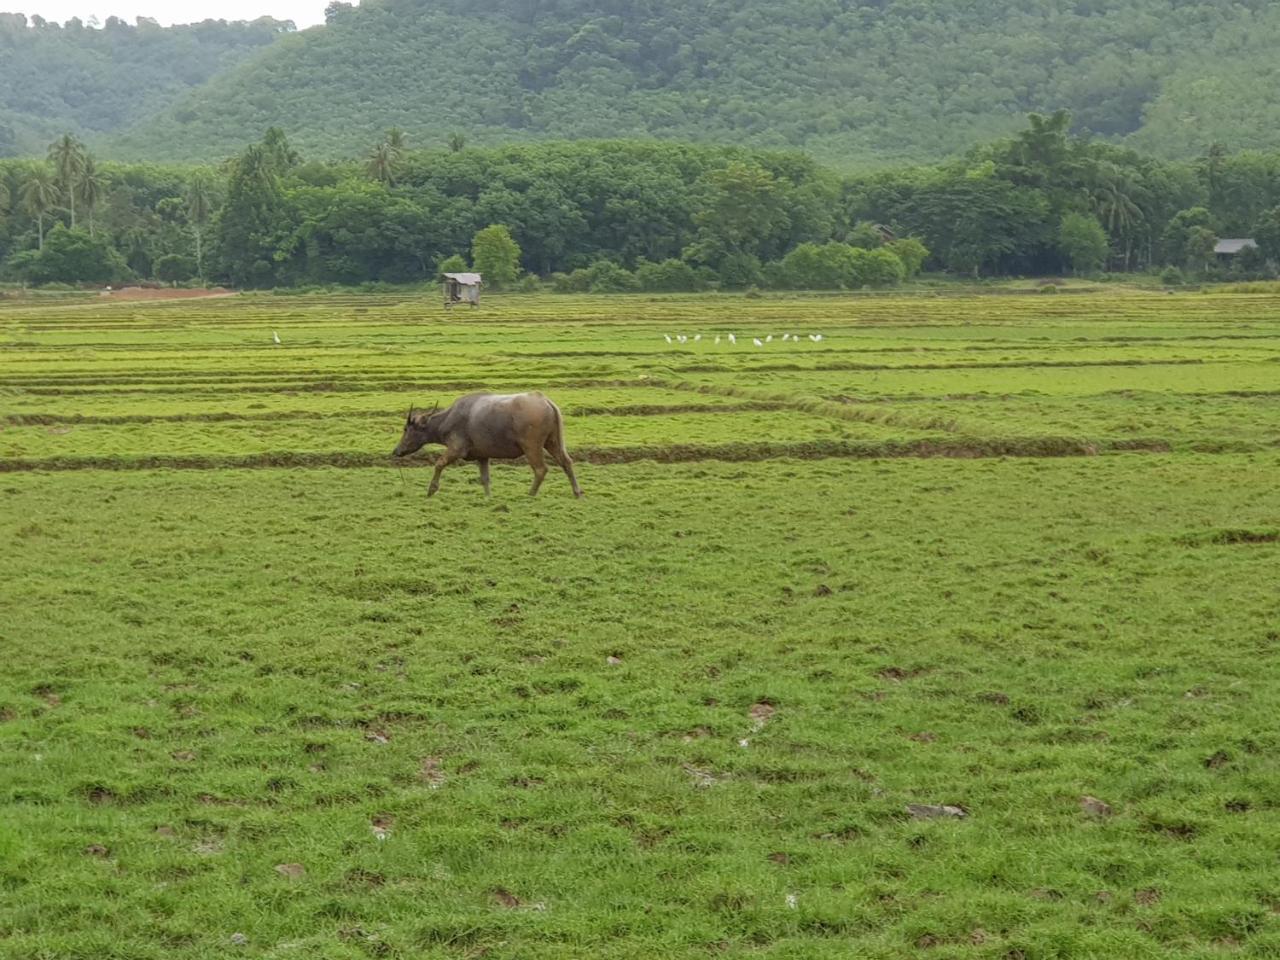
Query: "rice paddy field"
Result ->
[[2, 290, 1279, 959]]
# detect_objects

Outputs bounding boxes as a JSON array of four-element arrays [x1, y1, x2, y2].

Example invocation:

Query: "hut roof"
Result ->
[[1214, 238, 1257, 255], [443, 272, 483, 285]]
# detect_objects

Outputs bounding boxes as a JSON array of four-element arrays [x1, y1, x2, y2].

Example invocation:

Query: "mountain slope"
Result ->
[[107, 0, 1280, 166], [0, 13, 293, 157], [10, 0, 1280, 165]]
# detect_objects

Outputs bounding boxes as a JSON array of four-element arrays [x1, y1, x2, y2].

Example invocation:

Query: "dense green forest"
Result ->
[[0, 13, 293, 158], [5, 1, 1280, 165], [3, 119, 1278, 290]]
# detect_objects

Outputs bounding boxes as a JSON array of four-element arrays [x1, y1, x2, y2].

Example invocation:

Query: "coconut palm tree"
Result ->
[[186, 172, 213, 280], [48, 134, 87, 229], [76, 156, 106, 237], [385, 128, 407, 160], [20, 170, 59, 250], [1090, 163, 1144, 270], [366, 141, 397, 185]]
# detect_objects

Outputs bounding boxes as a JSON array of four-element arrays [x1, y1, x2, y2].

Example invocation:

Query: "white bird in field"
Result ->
[[714, 335, 721, 345], [728, 333, 736, 345], [677, 334, 687, 344], [765, 334, 773, 343], [694, 334, 701, 342], [272, 330, 281, 345], [814, 333, 823, 342], [753, 337, 763, 347], [664, 334, 672, 344], [781, 333, 790, 342]]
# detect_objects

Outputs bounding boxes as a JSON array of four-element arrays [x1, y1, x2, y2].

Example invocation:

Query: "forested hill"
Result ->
[[0, 13, 293, 158], [9, 0, 1280, 165]]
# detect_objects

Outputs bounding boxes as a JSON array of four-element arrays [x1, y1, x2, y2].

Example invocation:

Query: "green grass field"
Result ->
[[2, 291, 1279, 959]]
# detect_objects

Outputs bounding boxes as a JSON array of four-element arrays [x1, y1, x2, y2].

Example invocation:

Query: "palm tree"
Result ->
[[1198, 142, 1228, 212], [448, 132, 466, 153], [366, 141, 397, 185], [385, 128, 407, 160], [186, 172, 213, 280], [76, 156, 106, 237], [48, 134, 87, 229], [20, 171, 59, 249], [1090, 163, 1144, 270], [237, 145, 279, 193]]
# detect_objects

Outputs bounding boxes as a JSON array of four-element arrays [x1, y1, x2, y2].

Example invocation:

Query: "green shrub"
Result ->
[[1160, 265, 1185, 286], [717, 252, 763, 289], [436, 253, 468, 280], [552, 269, 590, 293], [6, 227, 131, 286], [154, 254, 197, 284], [584, 260, 638, 293], [635, 258, 697, 292], [845, 221, 885, 250], [779, 242, 849, 289], [857, 247, 907, 287], [887, 237, 930, 277]]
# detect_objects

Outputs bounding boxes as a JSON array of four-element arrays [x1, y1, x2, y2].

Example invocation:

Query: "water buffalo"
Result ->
[[392, 391, 583, 498]]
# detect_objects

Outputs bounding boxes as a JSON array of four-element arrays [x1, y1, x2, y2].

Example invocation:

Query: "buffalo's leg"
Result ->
[[525, 446, 549, 496], [427, 449, 461, 497], [544, 438, 583, 498], [478, 459, 491, 497]]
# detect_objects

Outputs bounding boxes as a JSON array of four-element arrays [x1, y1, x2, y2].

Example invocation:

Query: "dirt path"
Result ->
[[99, 287, 238, 301]]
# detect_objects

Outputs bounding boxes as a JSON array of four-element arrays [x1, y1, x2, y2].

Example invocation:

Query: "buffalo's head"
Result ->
[[392, 402, 440, 457]]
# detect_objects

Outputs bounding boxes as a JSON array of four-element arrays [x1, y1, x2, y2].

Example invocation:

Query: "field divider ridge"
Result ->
[[0, 436, 1177, 473]]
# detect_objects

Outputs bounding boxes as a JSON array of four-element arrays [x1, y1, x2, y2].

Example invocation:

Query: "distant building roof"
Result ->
[[443, 272, 483, 285], [1214, 238, 1257, 255]]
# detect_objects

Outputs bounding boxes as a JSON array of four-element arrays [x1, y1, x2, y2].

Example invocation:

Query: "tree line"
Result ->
[[2, 115, 1279, 292]]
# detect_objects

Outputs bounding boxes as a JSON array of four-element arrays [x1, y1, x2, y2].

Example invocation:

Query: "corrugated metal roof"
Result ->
[[1214, 238, 1257, 255], [443, 272, 483, 285]]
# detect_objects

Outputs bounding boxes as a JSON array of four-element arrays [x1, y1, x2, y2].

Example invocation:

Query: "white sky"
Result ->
[[4, 0, 332, 27]]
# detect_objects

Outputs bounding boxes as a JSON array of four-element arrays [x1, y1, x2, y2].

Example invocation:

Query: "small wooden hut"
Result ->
[[1214, 238, 1257, 259], [443, 272, 482, 308]]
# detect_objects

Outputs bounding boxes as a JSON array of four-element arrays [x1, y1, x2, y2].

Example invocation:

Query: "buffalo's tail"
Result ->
[[546, 399, 568, 457], [545, 399, 583, 497]]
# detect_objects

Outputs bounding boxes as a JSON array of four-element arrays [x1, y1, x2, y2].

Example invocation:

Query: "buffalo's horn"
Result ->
[[406, 405, 414, 425]]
